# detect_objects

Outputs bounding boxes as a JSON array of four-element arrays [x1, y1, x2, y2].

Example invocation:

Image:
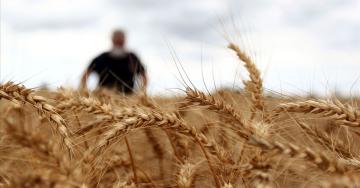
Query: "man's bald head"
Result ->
[[112, 29, 126, 48]]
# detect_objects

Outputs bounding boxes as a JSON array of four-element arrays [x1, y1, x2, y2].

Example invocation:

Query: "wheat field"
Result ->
[[0, 43, 359, 188]]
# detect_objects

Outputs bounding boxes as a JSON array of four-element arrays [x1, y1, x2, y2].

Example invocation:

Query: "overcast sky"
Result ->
[[1, 0, 359, 96]]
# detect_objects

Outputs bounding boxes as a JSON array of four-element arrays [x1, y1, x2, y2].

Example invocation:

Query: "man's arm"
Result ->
[[80, 68, 91, 90], [139, 71, 148, 90], [131, 53, 148, 91], [80, 54, 103, 90]]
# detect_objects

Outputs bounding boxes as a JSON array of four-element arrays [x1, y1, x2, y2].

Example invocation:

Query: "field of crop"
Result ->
[[0, 43, 359, 188]]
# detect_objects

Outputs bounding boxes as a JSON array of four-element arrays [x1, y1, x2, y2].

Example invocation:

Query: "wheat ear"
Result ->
[[71, 95, 229, 167], [185, 87, 252, 139], [319, 173, 360, 188], [242, 154, 274, 188], [268, 99, 360, 127], [0, 82, 72, 152], [70, 96, 222, 187], [296, 121, 352, 158], [91, 109, 221, 188], [177, 161, 197, 188], [248, 135, 346, 173], [228, 43, 265, 120]]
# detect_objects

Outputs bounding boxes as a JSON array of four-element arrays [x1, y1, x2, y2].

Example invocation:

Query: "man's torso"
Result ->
[[90, 52, 142, 93]]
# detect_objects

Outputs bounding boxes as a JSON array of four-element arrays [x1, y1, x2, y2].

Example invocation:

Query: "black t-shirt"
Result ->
[[88, 52, 145, 93]]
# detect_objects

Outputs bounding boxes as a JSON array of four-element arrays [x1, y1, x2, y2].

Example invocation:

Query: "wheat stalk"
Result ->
[[124, 137, 138, 186], [144, 129, 165, 179]]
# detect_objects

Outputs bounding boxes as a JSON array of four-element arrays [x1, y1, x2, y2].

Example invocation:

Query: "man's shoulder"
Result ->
[[126, 52, 140, 59], [97, 52, 111, 58], [90, 52, 110, 66]]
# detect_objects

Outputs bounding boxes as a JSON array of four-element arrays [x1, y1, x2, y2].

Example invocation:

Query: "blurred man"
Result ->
[[80, 29, 147, 94]]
